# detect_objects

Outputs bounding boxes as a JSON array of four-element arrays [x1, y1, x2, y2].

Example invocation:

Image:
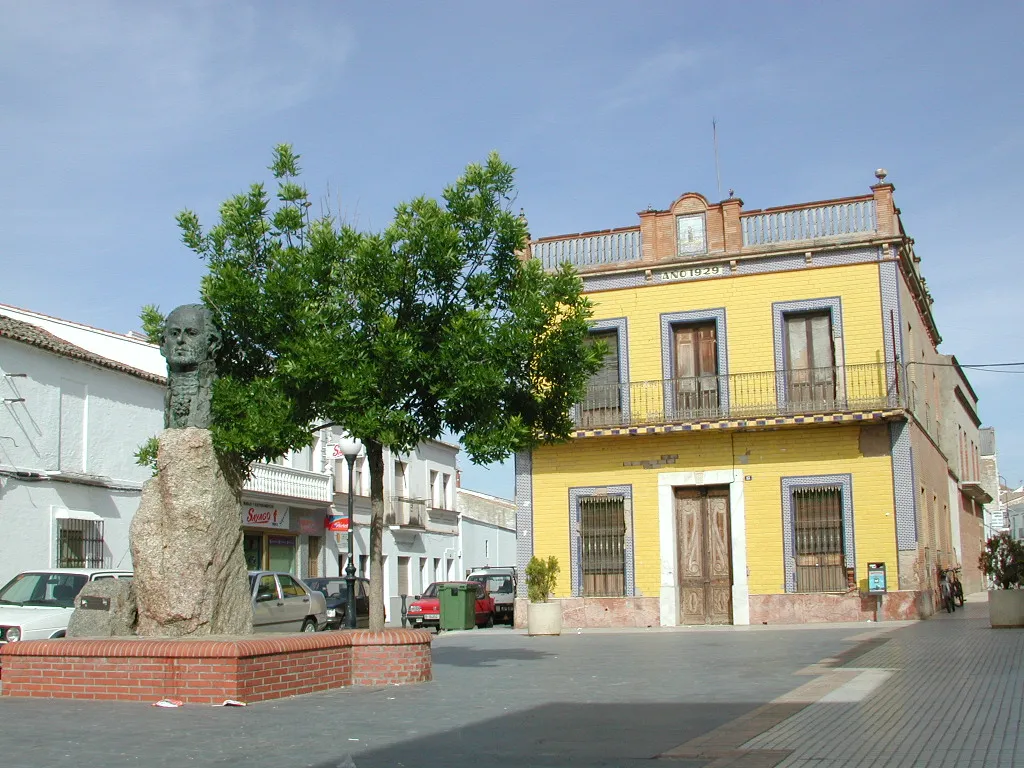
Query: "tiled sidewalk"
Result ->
[[739, 595, 1024, 767]]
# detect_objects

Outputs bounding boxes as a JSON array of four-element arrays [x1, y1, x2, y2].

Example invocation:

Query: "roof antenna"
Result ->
[[713, 118, 722, 200]]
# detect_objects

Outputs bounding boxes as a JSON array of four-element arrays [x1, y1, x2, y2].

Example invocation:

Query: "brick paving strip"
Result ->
[[661, 596, 1024, 767]]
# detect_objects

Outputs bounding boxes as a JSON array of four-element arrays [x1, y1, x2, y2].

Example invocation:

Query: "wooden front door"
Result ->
[[675, 487, 732, 625]]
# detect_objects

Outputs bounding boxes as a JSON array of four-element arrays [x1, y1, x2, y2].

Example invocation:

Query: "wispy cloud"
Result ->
[[0, 2, 355, 152], [598, 45, 706, 114]]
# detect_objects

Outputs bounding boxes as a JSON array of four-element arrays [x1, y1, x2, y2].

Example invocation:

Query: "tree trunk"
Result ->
[[367, 439, 387, 631]]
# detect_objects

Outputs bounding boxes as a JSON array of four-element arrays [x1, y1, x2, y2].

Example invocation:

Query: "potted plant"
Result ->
[[979, 532, 1024, 627], [525, 555, 562, 636]]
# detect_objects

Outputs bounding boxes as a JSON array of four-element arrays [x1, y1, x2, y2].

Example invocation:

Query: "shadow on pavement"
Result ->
[[432, 645, 557, 667], [309, 701, 759, 768]]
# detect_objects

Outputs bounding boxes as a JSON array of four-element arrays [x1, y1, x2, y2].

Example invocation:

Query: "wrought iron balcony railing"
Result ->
[[574, 362, 905, 429], [386, 496, 427, 528]]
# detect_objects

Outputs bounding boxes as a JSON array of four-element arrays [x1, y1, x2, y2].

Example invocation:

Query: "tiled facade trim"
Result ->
[[580, 245, 883, 293], [780, 474, 855, 593], [890, 421, 918, 549], [0, 630, 432, 703], [772, 297, 844, 409], [514, 451, 533, 599], [568, 485, 634, 597], [571, 410, 903, 439], [878, 259, 902, 364], [660, 308, 729, 415]]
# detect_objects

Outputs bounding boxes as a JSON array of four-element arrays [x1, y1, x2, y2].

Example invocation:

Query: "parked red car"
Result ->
[[406, 581, 494, 630]]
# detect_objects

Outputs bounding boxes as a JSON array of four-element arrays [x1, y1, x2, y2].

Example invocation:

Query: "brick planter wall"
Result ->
[[0, 629, 431, 704]]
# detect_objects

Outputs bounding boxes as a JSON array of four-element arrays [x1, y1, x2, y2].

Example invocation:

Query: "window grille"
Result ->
[[792, 487, 845, 592], [580, 496, 626, 597], [56, 518, 106, 568]]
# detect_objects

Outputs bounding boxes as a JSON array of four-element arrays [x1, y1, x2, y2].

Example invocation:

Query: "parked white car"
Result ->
[[0, 569, 133, 645]]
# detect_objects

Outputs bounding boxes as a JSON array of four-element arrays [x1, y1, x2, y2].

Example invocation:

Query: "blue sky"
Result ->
[[3, 2, 1022, 498]]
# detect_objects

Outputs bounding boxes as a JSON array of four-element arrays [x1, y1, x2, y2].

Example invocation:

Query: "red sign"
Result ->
[[243, 505, 288, 529], [325, 514, 350, 532]]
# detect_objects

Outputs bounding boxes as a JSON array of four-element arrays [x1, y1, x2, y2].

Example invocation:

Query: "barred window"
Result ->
[[580, 496, 626, 597], [792, 486, 846, 593], [56, 518, 105, 568]]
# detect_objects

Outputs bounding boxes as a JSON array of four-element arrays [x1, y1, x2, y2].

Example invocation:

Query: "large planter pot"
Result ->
[[527, 600, 562, 636], [988, 590, 1024, 628]]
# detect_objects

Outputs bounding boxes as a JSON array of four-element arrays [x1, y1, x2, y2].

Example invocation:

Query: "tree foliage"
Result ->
[[979, 532, 1024, 590], [139, 304, 166, 345], [178, 145, 602, 628]]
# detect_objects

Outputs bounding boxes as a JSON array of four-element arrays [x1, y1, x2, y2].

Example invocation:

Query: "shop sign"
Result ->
[[325, 514, 350, 532], [243, 504, 289, 529], [298, 517, 320, 535]]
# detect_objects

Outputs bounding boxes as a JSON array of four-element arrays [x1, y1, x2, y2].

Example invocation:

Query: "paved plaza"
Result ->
[[1, 594, 1021, 767]]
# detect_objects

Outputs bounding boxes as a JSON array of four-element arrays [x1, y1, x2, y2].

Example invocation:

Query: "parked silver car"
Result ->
[[248, 571, 327, 633]]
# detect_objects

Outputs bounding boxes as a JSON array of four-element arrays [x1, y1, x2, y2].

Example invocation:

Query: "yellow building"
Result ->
[[515, 172, 978, 626]]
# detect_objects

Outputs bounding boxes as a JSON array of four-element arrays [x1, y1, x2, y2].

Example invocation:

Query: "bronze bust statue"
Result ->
[[160, 304, 220, 429]]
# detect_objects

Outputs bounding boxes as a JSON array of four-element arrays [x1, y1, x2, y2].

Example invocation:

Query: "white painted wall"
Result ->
[[0, 338, 164, 585], [320, 431, 466, 622], [460, 516, 516, 573]]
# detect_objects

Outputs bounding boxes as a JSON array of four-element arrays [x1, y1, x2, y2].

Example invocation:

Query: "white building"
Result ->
[[458, 487, 516, 575], [0, 315, 164, 585], [0, 305, 508, 620], [326, 431, 464, 622]]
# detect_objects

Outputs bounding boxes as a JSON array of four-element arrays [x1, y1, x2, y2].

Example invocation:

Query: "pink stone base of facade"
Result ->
[[514, 597, 661, 629], [748, 590, 929, 624], [0, 629, 431, 703], [513, 592, 932, 628]]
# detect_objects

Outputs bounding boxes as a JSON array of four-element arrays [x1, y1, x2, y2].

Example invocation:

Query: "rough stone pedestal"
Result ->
[[130, 428, 253, 636], [67, 579, 137, 638]]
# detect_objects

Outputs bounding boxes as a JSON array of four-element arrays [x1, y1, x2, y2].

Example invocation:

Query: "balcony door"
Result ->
[[581, 329, 621, 427], [673, 323, 719, 418], [784, 312, 836, 411]]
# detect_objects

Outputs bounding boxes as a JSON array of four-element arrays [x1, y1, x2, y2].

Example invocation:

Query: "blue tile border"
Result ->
[[660, 308, 729, 418], [514, 451, 533, 599], [772, 297, 844, 409], [568, 485, 634, 597], [890, 421, 918, 550], [581, 317, 630, 424]]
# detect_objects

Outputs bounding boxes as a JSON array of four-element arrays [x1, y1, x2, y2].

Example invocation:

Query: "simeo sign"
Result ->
[[243, 504, 289, 530]]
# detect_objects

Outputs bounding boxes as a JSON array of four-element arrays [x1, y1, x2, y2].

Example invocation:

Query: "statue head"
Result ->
[[161, 304, 221, 373]]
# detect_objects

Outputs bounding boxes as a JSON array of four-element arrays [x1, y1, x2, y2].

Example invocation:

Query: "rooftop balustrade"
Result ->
[[741, 199, 877, 247]]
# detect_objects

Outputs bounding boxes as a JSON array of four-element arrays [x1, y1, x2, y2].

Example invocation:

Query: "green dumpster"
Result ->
[[439, 583, 476, 630]]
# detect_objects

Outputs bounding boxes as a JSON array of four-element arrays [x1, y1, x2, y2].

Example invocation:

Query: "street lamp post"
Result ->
[[337, 436, 363, 630]]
